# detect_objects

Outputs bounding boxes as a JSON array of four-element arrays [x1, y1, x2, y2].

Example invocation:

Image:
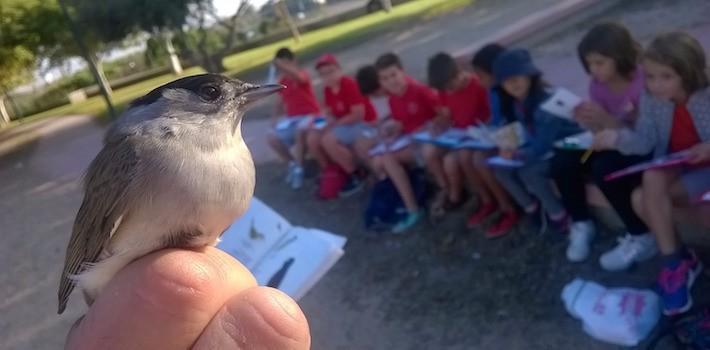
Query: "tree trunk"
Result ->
[[0, 95, 11, 125], [381, 0, 393, 12], [164, 33, 183, 75], [276, 1, 301, 43], [94, 57, 114, 96]]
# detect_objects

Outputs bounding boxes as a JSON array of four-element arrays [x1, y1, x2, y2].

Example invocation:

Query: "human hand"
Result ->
[[65, 247, 310, 350], [686, 142, 710, 164], [499, 148, 516, 160], [592, 129, 620, 150], [429, 117, 449, 136], [574, 101, 617, 131], [379, 119, 400, 140]]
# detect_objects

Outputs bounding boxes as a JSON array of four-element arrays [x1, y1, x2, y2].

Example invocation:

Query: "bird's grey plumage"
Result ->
[[58, 74, 282, 314]]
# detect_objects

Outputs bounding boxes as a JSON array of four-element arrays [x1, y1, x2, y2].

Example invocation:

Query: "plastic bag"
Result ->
[[561, 278, 661, 346]]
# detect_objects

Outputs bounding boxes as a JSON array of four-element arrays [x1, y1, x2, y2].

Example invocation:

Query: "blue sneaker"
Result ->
[[657, 251, 703, 316], [392, 211, 421, 234]]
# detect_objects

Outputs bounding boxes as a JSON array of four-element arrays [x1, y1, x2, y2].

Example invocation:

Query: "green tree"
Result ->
[[0, 3, 36, 124]]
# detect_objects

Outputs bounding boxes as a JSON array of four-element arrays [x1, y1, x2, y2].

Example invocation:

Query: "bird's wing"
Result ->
[[57, 138, 140, 314]]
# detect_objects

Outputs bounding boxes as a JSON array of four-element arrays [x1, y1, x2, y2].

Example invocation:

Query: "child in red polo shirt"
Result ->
[[371, 53, 446, 233], [426, 52, 519, 234], [312, 54, 376, 197], [267, 48, 322, 190]]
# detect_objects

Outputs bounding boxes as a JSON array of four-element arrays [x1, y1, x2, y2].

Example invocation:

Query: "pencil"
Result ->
[[580, 149, 594, 164]]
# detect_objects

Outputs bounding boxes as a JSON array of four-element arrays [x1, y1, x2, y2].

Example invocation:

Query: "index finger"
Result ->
[[66, 247, 256, 350]]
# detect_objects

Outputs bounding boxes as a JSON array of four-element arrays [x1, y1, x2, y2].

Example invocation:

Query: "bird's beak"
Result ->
[[241, 83, 285, 104]]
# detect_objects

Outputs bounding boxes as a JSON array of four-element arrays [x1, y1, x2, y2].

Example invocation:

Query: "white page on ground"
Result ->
[[252, 227, 346, 301], [218, 198, 292, 270], [541, 88, 583, 119]]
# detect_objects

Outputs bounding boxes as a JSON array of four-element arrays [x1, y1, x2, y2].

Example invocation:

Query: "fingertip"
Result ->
[[194, 287, 310, 350]]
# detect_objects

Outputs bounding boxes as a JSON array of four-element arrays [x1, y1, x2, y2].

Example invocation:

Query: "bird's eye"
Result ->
[[199, 85, 221, 101]]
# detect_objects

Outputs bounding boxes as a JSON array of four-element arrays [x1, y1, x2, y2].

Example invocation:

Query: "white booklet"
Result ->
[[218, 198, 346, 301], [541, 88, 583, 119], [369, 135, 412, 156]]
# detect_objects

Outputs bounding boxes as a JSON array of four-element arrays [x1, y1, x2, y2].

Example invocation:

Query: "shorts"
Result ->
[[681, 166, 710, 199], [331, 123, 366, 146], [272, 115, 315, 146]]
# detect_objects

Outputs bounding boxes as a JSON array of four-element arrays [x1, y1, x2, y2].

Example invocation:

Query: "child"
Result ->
[[266, 47, 322, 190], [490, 48, 582, 233], [427, 52, 519, 236], [313, 54, 376, 197], [354, 65, 392, 171], [468, 44, 522, 237], [550, 22, 656, 267], [593, 32, 710, 315], [371, 52, 444, 233]]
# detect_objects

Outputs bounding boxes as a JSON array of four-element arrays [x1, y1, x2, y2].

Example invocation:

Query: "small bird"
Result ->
[[57, 74, 283, 314]]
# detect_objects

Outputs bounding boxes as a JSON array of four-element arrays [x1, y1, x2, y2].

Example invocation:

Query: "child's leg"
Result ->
[[381, 147, 419, 213], [305, 129, 329, 169], [267, 131, 294, 163], [293, 127, 308, 166], [443, 151, 463, 203], [322, 129, 356, 174], [493, 167, 536, 212], [421, 144, 448, 193], [354, 136, 377, 172], [518, 160, 565, 219], [550, 150, 590, 222], [591, 151, 650, 235], [473, 151, 515, 212], [458, 150, 491, 203], [641, 168, 686, 254]]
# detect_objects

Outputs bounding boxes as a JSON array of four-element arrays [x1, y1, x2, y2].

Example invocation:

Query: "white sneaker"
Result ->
[[285, 162, 297, 184], [566, 221, 595, 262], [599, 233, 658, 271], [291, 166, 304, 190]]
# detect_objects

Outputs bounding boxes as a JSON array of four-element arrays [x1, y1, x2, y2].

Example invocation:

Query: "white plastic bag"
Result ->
[[561, 278, 661, 346]]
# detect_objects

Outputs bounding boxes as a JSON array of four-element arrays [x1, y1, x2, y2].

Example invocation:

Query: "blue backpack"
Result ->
[[364, 168, 428, 232]]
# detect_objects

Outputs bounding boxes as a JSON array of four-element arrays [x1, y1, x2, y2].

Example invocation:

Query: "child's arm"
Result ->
[[517, 110, 579, 160], [614, 93, 658, 155], [334, 104, 365, 126], [274, 59, 308, 84]]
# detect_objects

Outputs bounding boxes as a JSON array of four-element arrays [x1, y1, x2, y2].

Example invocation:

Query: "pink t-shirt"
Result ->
[[589, 67, 644, 125]]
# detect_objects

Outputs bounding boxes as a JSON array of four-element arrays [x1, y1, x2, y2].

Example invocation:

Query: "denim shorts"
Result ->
[[331, 123, 366, 146], [272, 115, 315, 146]]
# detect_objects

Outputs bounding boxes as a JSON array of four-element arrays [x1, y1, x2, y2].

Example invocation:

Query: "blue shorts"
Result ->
[[330, 123, 366, 146], [272, 115, 315, 146]]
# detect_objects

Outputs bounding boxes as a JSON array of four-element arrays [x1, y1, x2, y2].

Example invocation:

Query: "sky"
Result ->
[[213, 0, 272, 17]]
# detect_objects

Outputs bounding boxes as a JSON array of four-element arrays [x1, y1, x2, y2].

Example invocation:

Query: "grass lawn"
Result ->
[[17, 0, 473, 125]]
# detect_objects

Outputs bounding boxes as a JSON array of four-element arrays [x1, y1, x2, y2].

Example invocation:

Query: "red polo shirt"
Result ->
[[389, 78, 440, 134], [438, 75, 491, 128], [324, 76, 376, 122], [669, 104, 701, 152], [278, 70, 321, 117]]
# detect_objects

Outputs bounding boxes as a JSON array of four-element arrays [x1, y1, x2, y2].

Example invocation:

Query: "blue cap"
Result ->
[[492, 48, 540, 84]]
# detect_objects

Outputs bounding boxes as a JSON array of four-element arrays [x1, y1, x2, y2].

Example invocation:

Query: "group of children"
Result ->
[[266, 23, 710, 316]]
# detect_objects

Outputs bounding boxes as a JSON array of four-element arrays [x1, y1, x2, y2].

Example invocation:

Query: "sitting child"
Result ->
[[266, 47, 323, 190], [550, 22, 655, 268], [593, 32, 710, 316], [354, 65, 392, 171], [313, 54, 377, 197], [371, 53, 444, 233], [490, 48, 582, 234]]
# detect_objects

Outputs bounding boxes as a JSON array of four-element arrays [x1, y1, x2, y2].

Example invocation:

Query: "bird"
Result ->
[[57, 74, 283, 314]]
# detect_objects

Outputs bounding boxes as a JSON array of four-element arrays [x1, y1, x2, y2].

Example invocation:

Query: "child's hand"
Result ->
[[499, 149, 516, 160], [379, 119, 400, 140], [574, 101, 618, 131], [687, 143, 710, 164], [592, 129, 620, 150], [429, 118, 449, 136]]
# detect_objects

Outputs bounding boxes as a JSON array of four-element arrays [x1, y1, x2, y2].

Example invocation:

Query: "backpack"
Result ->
[[647, 307, 710, 350], [364, 168, 428, 231], [318, 164, 348, 200]]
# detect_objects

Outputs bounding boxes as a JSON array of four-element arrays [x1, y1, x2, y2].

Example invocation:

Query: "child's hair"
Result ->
[[275, 47, 295, 60], [644, 32, 709, 94], [577, 22, 640, 79], [471, 43, 505, 73], [356, 65, 380, 95], [427, 52, 459, 91], [496, 75, 548, 125], [374, 53, 403, 71]]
